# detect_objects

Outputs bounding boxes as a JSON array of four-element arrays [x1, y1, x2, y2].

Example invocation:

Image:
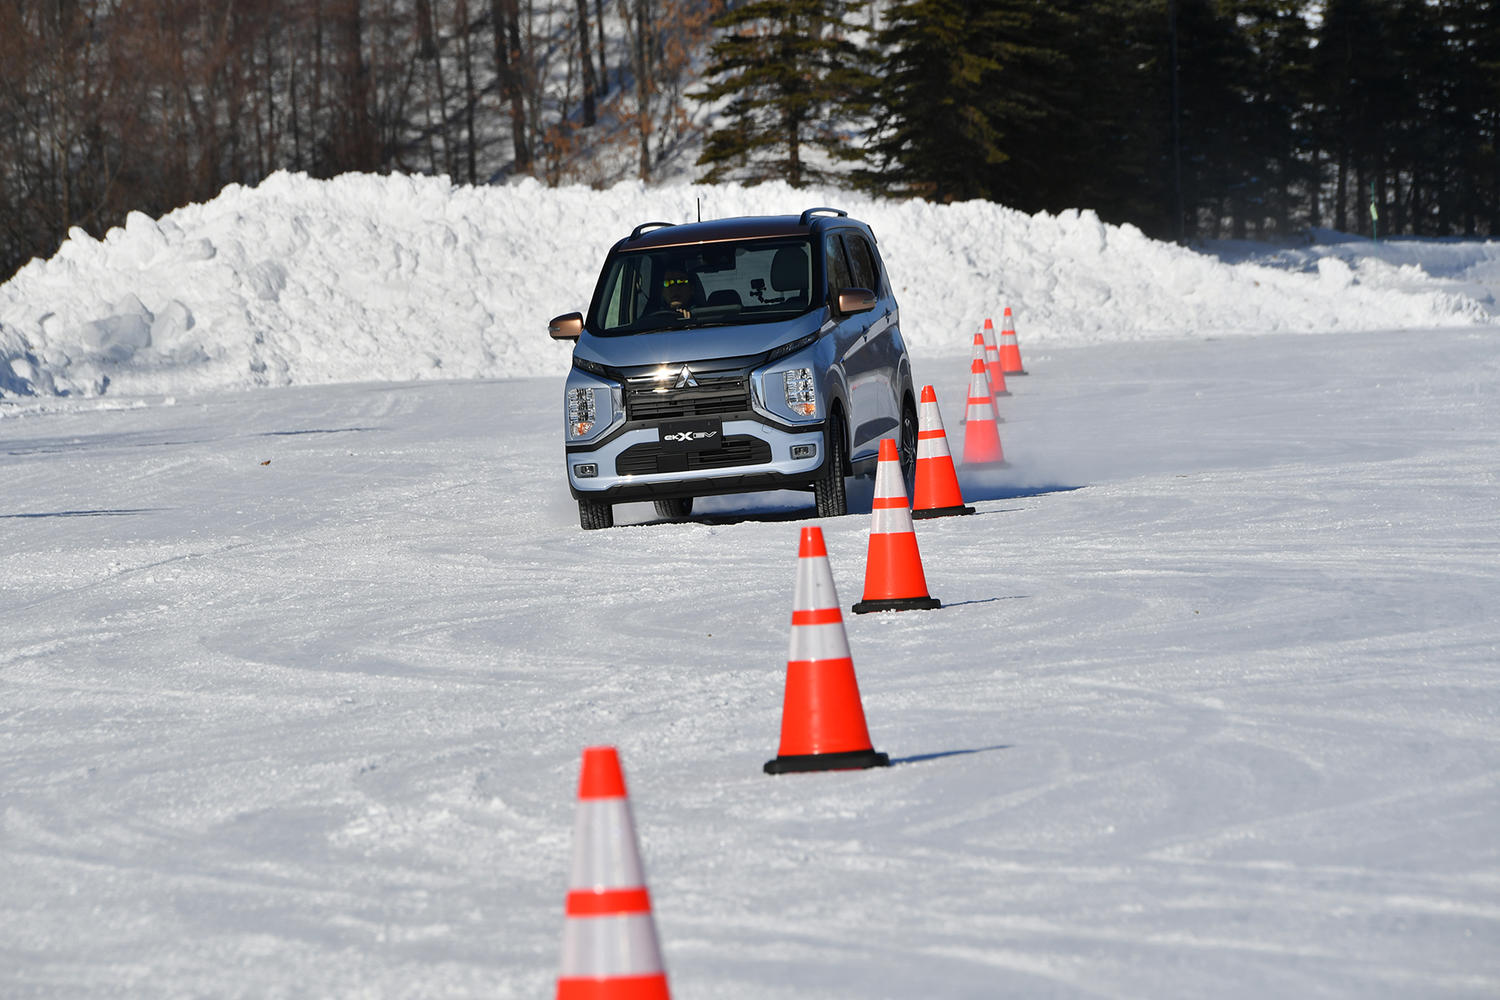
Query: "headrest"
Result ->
[[771, 247, 808, 292]]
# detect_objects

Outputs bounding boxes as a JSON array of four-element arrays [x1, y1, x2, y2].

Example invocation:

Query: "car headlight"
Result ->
[[567, 386, 599, 437], [783, 367, 817, 417]]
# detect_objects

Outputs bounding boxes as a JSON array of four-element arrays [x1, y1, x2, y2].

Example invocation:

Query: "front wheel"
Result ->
[[652, 497, 693, 520], [579, 498, 613, 530], [899, 399, 918, 499], [814, 414, 848, 518]]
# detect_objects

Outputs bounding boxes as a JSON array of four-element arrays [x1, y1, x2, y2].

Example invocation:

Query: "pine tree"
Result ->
[[856, 0, 1007, 201], [694, 0, 873, 187], [1474, 0, 1500, 232], [1315, 0, 1399, 234], [996, 0, 1155, 222], [1236, 0, 1317, 236]]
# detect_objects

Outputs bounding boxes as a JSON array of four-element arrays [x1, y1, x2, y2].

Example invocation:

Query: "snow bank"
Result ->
[[1, 171, 1494, 398]]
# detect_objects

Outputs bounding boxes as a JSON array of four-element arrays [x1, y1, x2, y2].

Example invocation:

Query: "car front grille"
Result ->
[[616, 436, 772, 476], [625, 372, 750, 420]]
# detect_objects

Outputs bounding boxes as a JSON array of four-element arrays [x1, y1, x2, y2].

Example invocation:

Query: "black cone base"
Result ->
[[1004, 369, 1028, 376], [764, 748, 891, 774], [851, 595, 942, 614], [912, 504, 975, 519]]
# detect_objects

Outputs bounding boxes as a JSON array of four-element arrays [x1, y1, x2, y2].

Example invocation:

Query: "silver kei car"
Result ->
[[548, 207, 916, 530]]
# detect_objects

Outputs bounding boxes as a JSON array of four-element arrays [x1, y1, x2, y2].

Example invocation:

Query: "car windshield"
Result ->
[[589, 238, 817, 335]]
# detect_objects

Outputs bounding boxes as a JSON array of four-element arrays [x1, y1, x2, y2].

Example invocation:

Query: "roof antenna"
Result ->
[[696, 196, 701, 223]]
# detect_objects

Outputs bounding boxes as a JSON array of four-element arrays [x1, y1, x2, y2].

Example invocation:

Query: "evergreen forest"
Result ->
[[3, 0, 1498, 284]]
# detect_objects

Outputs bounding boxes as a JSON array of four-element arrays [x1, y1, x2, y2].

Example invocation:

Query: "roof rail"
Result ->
[[629, 221, 676, 240], [799, 207, 848, 225]]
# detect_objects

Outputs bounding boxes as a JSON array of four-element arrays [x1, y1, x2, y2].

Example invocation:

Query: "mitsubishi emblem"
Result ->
[[673, 365, 698, 389]]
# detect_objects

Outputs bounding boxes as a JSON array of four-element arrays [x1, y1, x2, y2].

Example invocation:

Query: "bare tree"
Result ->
[[456, 0, 480, 183], [491, 0, 531, 172], [574, 0, 598, 125]]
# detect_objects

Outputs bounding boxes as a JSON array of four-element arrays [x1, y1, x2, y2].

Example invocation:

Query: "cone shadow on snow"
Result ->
[[6, 435, 216, 457], [939, 595, 1027, 609], [260, 426, 379, 436], [889, 744, 1009, 766], [0, 507, 167, 519]]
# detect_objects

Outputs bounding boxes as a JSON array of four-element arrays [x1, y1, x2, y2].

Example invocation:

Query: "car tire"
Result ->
[[899, 398, 918, 499], [579, 498, 614, 530], [814, 413, 848, 518], [652, 497, 693, 520]]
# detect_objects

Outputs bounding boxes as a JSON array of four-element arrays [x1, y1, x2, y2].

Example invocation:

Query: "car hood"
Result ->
[[572, 313, 825, 370]]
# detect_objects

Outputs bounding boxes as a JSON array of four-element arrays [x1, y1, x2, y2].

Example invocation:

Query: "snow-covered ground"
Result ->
[[3, 176, 1500, 998]]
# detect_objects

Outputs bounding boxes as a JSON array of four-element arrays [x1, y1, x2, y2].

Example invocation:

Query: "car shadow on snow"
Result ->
[[961, 482, 1086, 505], [690, 505, 819, 526], [637, 483, 1085, 527]]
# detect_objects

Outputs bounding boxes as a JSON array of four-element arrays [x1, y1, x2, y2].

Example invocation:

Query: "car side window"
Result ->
[[825, 234, 853, 301], [602, 255, 655, 330], [845, 234, 878, 293]]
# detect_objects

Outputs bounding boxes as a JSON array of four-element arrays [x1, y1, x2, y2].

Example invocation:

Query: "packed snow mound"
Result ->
[[1, 171, 1494, 398]]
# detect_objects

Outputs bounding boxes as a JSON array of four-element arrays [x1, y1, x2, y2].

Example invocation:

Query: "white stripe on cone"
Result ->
[[983, 325, 1001, 373], [790, 620, 852, 662], [567, 800, 647, 890], [560, 914, 665, 978], [790, 541, 851, 661], [966, 364, 997, 422], [917, 400, 951, 459], [869, 448, 915, 536]]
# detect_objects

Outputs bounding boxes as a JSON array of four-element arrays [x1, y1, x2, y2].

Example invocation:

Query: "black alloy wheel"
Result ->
[[899, 399, 918, 499]]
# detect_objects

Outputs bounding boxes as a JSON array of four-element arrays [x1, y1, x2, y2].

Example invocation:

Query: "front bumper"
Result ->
[[566, 417, 828, 503]]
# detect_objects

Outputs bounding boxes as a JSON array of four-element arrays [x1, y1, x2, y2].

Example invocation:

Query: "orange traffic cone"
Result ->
[[962, 359, 1008, 467], [998, 306, 1028, 375], [912, 385, 974, 519], [972, 332, 1008, 419], [765, 526, 891, 774], [557, 746, 671, 1000], [852, 438, 941, 614], [981, 319, 1010, 396]]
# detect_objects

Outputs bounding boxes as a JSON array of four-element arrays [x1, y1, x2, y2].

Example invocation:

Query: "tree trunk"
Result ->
[[634, 0, 651, 179], [1335, 145, 1348, 233], [574, 0, 597, 125], [491, 0, 531, 172], [457, 0, 478, 184], [594, 0, 609, 93]]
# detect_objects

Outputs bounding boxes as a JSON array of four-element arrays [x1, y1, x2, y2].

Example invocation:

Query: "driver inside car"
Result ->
[[662, 269, 694, 318]]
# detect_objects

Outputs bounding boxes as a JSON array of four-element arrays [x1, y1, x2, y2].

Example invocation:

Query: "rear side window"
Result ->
[[844, 233, 879, 292], [824, 234, 853, 298]]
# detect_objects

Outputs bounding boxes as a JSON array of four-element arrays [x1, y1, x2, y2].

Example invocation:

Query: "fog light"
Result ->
[[575, 463, 598, 478], [791, 444, 816, 460]]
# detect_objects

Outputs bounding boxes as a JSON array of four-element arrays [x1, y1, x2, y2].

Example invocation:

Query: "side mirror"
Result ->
[[835, 288, 877, 315], [548, 312, 584, 341]]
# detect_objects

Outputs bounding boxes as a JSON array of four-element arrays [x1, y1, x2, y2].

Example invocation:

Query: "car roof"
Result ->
[[617, 210, 868, 251]]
